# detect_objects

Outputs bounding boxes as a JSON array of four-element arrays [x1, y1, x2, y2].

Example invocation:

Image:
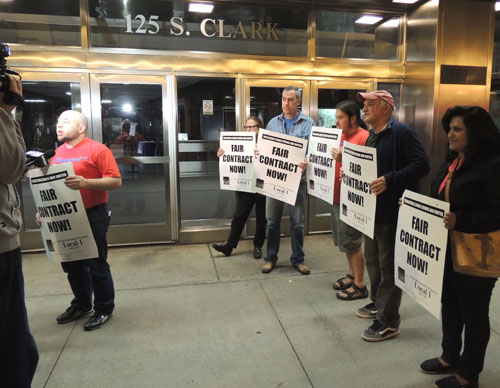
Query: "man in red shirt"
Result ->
[[52, 110, 122, 331]]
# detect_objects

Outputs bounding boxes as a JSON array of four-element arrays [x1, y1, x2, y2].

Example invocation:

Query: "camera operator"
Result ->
[[0, 73, 39, 387]]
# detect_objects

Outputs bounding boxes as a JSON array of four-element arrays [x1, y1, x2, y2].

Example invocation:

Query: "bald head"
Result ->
[[57, 110, 89, 146]]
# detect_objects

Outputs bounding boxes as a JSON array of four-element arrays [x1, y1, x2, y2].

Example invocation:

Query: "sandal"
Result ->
[[336, 283, 369, 301], [332, 274, 354, 290]]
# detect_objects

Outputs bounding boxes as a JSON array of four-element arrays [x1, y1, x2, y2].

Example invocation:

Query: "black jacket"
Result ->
[[430, 154, 500, 233], [371, 119, 430, 224]]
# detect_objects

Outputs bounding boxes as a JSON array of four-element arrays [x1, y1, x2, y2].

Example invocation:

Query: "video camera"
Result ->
[[0, 43, 24, 107]]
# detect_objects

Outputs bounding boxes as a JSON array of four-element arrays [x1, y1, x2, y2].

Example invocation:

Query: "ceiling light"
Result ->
[[65, 92, 72, 95], [496, 2, 500, 11], [392, 0, 419, 4], [122, 103, 133, 112], [101, 99, 112, 104], [189, 2, 214, 13], [355, 15, 383, 25], [24, 99, 46, 103]]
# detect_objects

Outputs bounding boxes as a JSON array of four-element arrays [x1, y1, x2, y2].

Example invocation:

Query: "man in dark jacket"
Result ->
[[0, 74, 39, 387], [355, 90, 429, 342]]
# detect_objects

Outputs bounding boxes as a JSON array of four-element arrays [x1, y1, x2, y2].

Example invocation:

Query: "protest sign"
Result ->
[[395, 190, 449, 319], [339, 141, 377, 238], [306, 126, 342, 205], [28, 163, 98, 262], [253, 129, 307, 205], [219, 131, 256, 193]]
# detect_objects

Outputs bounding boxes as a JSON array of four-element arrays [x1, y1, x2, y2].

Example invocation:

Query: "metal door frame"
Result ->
[[89, 73, 175, 244]]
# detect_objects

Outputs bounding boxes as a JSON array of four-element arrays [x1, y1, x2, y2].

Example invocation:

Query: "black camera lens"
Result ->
[[0, 43, 10, 58]]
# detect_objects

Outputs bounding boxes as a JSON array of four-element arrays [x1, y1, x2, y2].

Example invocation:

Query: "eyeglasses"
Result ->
[[243, 125, 259, 129]]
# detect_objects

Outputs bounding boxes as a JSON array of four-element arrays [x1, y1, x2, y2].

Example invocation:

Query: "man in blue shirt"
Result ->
[[261, 86, 315, 275]]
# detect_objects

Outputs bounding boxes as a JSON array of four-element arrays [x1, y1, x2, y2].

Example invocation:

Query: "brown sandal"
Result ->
[[332, 274, 354, 290], [336, 283, 369, 301]]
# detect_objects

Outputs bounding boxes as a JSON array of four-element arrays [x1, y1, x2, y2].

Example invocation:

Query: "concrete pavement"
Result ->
[[23, 234, 500, 388]]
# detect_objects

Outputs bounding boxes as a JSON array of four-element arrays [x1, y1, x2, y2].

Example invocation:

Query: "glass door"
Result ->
[[307, 80, 373, 233], [18, 72, 90, 249], [89, 74, 174, 244], [244, 78, 311, 237], [176, 76, 239, 243]]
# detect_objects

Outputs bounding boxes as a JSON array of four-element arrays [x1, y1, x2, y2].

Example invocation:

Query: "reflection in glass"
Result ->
[[249, 87, 287, 127], [316, 11, 401, 60], [100, 83, 163, 157], [177, 77, 236, 228], [88, 0, 308, 57], [100, 83, 166, 225], [0, 1, 80, 45], [18, 81, 81, 230]]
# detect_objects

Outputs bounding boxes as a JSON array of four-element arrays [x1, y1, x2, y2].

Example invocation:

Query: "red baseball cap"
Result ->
[[357, 90, 395, 111]]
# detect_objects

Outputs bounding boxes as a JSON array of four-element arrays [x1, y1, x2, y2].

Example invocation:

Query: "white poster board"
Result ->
[[306, 126, 342, 205], [395, 190, 449, 319], [219, 131, 256, 193], [28, 163, 98, 262], [339, 141, 377, 239], [253, 129, 308, 205]]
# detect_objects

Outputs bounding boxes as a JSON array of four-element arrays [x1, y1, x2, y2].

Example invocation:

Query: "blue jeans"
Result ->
[[61, 203, 115, 315], [265, 180, 307, 265], [0, 248, 39, 387]]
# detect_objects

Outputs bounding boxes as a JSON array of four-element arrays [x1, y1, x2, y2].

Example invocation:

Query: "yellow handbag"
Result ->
[[450, 230, 500, 278]]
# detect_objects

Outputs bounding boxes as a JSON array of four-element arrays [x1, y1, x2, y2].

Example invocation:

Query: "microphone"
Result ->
[[25, 149, 55, 172]]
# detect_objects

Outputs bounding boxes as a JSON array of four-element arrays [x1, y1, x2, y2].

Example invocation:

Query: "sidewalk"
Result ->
[[24, 234, 500, 388]]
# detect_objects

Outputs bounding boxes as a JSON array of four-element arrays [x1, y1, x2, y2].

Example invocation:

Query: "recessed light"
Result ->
[[355, 15, 383, 25], [393, 0, 419, 3], [189, 2, 214, 13]]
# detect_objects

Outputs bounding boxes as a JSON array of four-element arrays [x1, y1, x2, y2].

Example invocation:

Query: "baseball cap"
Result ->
[[357, 90, 395, 112]]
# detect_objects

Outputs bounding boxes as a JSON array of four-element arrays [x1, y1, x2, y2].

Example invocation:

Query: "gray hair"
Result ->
[[283, 86, 302, 100]]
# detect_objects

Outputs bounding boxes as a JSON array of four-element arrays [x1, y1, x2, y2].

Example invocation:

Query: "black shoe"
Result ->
[[84, 312, 112, 331], [434, 376, 478, 388], [212, 243, 232, 257], [253, 247, 262, 259], [420, 358, 457, 374], [56, 306, 93, 324]]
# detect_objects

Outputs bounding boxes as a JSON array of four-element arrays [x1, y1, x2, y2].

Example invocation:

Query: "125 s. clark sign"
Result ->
[[125, 14, 280, 40]]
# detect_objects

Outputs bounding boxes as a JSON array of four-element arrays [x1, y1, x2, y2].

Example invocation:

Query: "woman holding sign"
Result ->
[[330, 100, 369, 301], [212, 116, 266, 259], [420, 106, 500, 388]]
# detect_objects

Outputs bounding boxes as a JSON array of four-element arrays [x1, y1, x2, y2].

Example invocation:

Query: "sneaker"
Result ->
[[56, 306, 93, 324], [361, 319, 400, 342], [212, 243, 232, 257], [84, 312, 113, 331], [356, 302, 378, 319]]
